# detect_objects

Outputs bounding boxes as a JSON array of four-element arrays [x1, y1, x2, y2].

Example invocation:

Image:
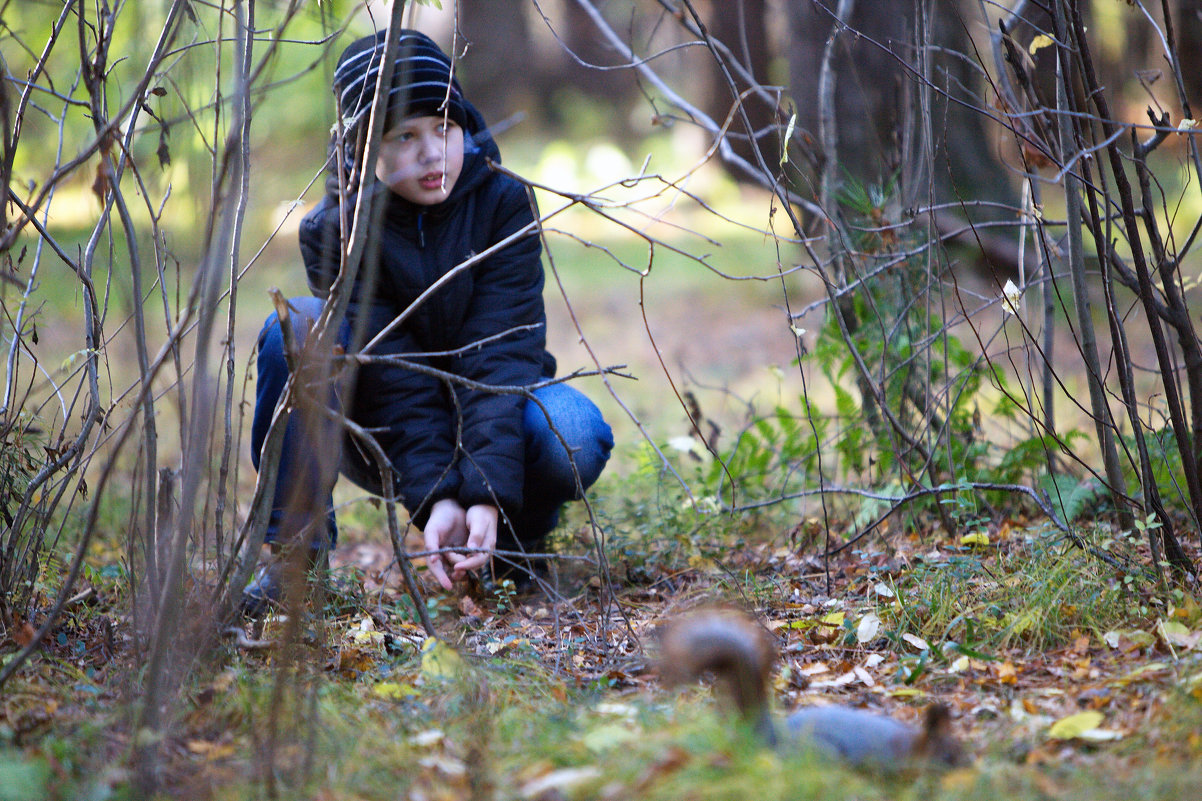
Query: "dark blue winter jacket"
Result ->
[[297, 103, 555, 528]]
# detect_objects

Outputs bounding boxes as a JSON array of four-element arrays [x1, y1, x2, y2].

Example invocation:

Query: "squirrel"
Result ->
[[658, 608, 966, 769]]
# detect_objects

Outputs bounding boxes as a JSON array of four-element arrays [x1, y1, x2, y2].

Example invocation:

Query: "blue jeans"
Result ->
[[249, 296, 613, 552]]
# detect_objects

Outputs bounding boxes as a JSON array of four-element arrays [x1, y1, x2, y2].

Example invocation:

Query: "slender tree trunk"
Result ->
[[456, 0, 533, 126], [1051, 1, 1130, 528], [701, 0, 775, 174], [1177, 0, 1202, 111]]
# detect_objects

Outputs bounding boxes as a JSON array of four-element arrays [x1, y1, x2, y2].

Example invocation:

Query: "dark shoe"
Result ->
[[241, 549, 328, 617]]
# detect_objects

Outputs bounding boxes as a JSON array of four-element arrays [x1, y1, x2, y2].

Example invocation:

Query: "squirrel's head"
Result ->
[[656, 608, 776, 721]]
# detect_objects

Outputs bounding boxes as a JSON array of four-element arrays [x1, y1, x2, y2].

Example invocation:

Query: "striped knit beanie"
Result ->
[[333, 28, 469, 134]]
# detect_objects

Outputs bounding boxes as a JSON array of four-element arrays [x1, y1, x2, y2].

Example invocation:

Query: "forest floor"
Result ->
[[3, 503, 1201, 800]]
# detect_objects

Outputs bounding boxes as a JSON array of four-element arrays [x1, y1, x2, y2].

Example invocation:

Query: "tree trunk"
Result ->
[[700, 0, 777, 174], [784, 0, 1017, 236], [456, 0, 534, 127], [1176, 0, 1202, 112]]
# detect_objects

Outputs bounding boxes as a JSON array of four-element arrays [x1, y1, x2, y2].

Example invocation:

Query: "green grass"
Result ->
[[885, 528, 1136, 654], [9, 646, 1198, 800]]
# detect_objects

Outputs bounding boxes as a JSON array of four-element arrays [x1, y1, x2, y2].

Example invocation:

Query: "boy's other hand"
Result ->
[[451, 504, 498, 581], [424, 498, 467, 590]]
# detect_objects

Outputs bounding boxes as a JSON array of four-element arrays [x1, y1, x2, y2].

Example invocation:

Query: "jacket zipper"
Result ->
[[417, 212, 426, 249]]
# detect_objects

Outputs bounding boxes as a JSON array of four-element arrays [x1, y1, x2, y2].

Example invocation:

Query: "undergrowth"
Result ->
[[886, 529, 1135, 654]]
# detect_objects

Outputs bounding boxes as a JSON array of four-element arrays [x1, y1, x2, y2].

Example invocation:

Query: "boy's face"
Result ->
[[374, 115, 464, 205]]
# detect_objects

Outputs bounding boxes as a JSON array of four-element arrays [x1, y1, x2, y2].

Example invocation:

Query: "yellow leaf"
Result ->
[[420, 638, 465, 681], [1110, 662, 1169, 687], [1048, 711, 1104, 740], [351, 628, 384, 646], [783, 619, 817, 630], [886, 687, 925, 698], [961, 531, 991, 546], [1004, 610, 1036, 636], [1105, 628, 1158, 655], [374, 681, 419, 700], [1028, 34, 1054, 55], [819, 611, 845, 629], [902, 632, 930, 652], [1174, 593, 1201, 623], [186, 739, 237, 760], [1186, 672, 1202, 701]]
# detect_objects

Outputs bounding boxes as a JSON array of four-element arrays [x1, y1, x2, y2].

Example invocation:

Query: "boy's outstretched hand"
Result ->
[[423, 498, 498, 589], [424, 498, 467, 589], [451, 504, 498, 582]]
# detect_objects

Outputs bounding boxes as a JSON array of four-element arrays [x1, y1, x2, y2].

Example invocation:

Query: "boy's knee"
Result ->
[[565, 433, 611, 492], [257, 314, 286, 363], [526, 386, 613, 496], [256, 297, 325, 367]]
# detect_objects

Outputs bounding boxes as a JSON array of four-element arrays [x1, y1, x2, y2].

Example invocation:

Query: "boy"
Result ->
[[244, 29, 612, 613]]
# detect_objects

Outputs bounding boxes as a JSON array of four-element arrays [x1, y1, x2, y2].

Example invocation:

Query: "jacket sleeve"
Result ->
[[451, 180, 547, 512], [298, 194, 344, 298]]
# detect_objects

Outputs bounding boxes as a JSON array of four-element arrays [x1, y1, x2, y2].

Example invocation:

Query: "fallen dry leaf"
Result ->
[[1048, 711, 1104, 740], [1157, 619, 1201, 651], [520, 767, 601, 799], [856, 612, 881, 643], [14, 619, 36, 648], [459, 595, 484, 618], [186, 739, 237, 760]]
